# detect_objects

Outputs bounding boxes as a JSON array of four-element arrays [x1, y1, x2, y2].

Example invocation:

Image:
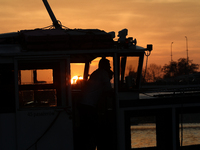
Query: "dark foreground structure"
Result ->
[[0, 0, 200, 150]]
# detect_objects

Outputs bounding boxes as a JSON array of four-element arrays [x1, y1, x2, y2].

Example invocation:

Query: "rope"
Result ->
[[37, 20, 70, 30], [26, 111, 61, 150]]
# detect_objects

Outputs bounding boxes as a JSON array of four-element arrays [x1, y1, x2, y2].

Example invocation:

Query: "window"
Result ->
[[20, 70, 33, 85], [120, 56, 139, 90], [70, 63, 84, 84], [123, 57, 139, 80], [19, 69, 56, 108], [20, 69, 53, 85], [90, 57, 114, 87]]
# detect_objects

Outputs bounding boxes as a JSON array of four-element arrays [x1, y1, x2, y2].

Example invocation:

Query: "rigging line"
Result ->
[[36, 21, 69, 30], [34, 25, 53, 30], [26, 111, 61, 150]]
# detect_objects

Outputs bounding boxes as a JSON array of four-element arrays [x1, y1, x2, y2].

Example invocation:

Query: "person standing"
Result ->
[[78, 58, 113, 150]]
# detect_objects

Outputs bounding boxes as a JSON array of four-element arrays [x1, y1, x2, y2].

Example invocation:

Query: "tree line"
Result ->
[[142, 58, 199, 83]]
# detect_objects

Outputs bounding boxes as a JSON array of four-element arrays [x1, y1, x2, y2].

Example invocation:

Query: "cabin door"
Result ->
[[14, 56, 74, 150]]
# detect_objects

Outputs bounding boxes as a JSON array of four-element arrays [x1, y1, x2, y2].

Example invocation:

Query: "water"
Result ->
[[131, 123, 200, 148], [131, 124, 156, 148], [137, 91, 200, 148], [180, 124, 200, 146]]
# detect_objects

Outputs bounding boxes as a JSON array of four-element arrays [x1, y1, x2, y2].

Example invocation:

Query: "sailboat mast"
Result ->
[[42, 0, 62, 29]]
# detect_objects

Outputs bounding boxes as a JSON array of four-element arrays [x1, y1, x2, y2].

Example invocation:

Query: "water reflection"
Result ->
[[131, 124, 156, 148], [130, 115, 156, 148], [130, 123, 200, 148], [180, 123, 200, 146]]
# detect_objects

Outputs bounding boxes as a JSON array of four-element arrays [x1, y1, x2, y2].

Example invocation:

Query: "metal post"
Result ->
[[185, 36, 188, 63], [172, 108, 177, 150], [14, 58, 19, 150], [171, 42, 173, 62], [60, 59, 67, 106], [113, 53, 120, 150], [66, 57, 72, 107]]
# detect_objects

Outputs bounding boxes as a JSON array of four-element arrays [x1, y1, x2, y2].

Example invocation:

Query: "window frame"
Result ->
[[14, 55, 70, 110]]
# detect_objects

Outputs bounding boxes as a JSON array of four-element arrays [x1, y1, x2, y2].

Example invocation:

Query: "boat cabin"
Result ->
[[7, 1, 200, 150], [2, 1, 200, 150], [0, 28, 153, 150]]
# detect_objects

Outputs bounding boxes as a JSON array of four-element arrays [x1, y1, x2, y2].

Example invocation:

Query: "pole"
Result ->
[[185, 36, 188, 63], [42, 0, 62, 29], [171, 42, 173, 62]]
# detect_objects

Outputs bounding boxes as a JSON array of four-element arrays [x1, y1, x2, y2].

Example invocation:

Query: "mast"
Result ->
[[42, 0, 62, 29]]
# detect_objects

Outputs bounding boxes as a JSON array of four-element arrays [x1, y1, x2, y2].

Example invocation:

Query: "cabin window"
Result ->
[[123, 57, 139, 80], [90, 57, 114, 87], [70, 57, 114, 90], [120, 56, 139, 90], [89, 57, 101, 75], [20, 70, 33, 84], [20, 69, 53, 85], [70, 63, 84, 85], [89, 57, 113, 74], [19, 69, 57, 108]]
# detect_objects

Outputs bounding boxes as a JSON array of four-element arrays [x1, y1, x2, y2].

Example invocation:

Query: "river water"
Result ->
[[133, 92, 200, 148], [131, 123, 200, 148]]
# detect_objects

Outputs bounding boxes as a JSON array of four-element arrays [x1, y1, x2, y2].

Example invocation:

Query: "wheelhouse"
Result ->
[[0, 29, 152, 150]]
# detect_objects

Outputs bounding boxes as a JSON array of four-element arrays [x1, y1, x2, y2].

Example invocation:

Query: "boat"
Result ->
[[1, 1, 200, 150]]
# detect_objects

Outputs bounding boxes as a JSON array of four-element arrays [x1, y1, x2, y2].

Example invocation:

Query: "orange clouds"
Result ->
[[0, 0, 199, 66]]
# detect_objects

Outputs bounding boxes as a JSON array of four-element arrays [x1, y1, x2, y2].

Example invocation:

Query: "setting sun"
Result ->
[[71, 75, 83, 84]]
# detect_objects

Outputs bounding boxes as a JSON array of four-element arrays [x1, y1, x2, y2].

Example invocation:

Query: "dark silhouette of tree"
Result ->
[[162, 58, 199, 78], [143, 64, 163, 82], [162, 61, 178, 78]]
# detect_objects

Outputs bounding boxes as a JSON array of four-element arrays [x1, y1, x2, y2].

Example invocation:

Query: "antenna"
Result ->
[[42, 0, 62, 29]]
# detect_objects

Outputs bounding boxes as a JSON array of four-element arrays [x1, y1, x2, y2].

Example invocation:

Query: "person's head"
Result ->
[[98, 58, 111, 71]]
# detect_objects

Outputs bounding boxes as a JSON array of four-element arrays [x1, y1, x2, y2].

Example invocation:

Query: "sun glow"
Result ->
[[71, 75, 83, 84]]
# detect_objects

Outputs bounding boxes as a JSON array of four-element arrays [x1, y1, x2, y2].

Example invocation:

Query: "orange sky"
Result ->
[[0, 0, 200, 67]]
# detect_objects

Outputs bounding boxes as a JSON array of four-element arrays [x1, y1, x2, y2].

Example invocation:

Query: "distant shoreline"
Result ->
[[131, 123, 200, 130]]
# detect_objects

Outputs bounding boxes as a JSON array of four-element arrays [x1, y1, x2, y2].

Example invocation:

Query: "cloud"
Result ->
[[0, 0, 199, 66], [133, 0, 199, 3]]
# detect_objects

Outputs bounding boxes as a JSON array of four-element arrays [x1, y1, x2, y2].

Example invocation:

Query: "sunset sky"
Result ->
[[0, 0, 200, 68]]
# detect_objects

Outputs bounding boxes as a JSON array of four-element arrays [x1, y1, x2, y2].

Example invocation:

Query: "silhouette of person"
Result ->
[[78, 58, 113, 150]]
